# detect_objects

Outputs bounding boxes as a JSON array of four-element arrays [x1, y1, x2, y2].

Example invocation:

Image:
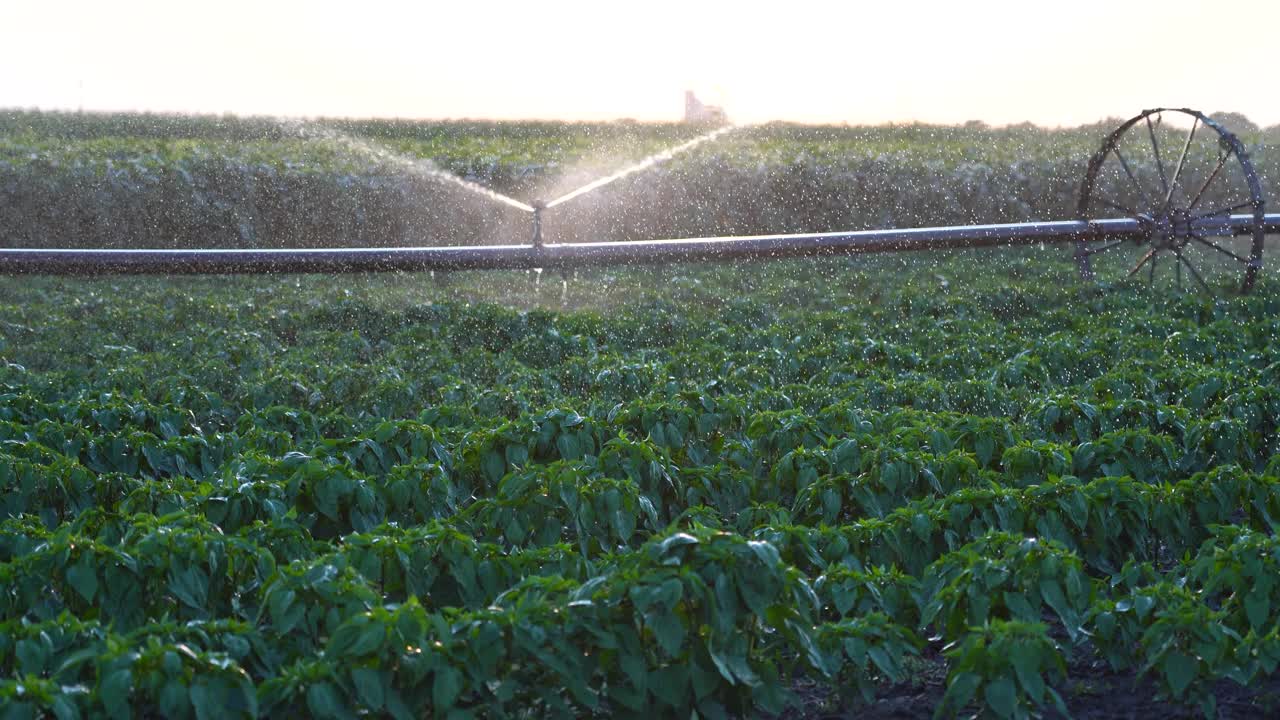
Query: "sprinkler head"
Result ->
[[530, 201, 545, 249]]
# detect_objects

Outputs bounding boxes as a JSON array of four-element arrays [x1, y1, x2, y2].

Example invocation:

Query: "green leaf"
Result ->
[[481, 450, 505, 484], [1245, 588, 1270, 631], [690, 661, 721, 700], [158, 680, 189, 719], [306, 682, 346, 720], [66, 557, 98, 604], [938, 671, 981, 719], [384, 688, 414, 720], [1039, 578, 1074, 630], [50, 695, 81, 720], [657, 578, 683, 607], [350, 622, 385, 656], [976, 436, 996, 466], [695, 698, 729, 720], [707, 645, 736, 684], [0, 702, 35, 720], [657, 533, 699, 556], [276, 600, 306, 635], [1135, 593, 1156, 619], [54, 647, 99, 677], [504, 444, 528, 467], [867, 645, 900, 681], [1163, 651, 1197, 698], [327, 621, 363, 657], [1093, 609, 1116, 639], [911, 513, 934, 542], [650, 610, 686, 656], [610, 684, 646, 712], [433, 666, 464, 710], [168, 565, 209, 611], [983, 676, 1018, 719], [555, 433, 580, 460], [1009, 643, 1045, 702], [14, 639, 45, 674], [620, 651, 647, 696], [351, 667, 385, 710], [707, 643, 759, 687], [650, 666, 689, 707], [100, 668, 133, 720], [162, 650, 183, 676], [746, 540, 780, 568], [1004, 591, 1035, 621], [192, 680, 248, 720]]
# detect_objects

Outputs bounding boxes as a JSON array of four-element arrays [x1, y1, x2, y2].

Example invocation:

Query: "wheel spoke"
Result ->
[[1192, 201, 1253, 220], [1187, 148, 1233, 210], [1189, 232, 1250, 264], [1111, 147, 1152, 205], [1164, 118, 1198, 207], [1086, 239, 1128, 256], [1174, 248, 1213, 294], [1077, 112, 1259, 293], [1146, 114, 1170, 199], [1128, 248, 1158, 277]]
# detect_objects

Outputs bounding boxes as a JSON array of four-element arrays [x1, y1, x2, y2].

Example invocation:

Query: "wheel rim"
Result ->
[[1076, 108, 1265, 295]]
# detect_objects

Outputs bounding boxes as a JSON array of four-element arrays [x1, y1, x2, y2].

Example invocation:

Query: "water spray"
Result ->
[[544, 124, 740, 208], [2, 109, 1271, 296], [277, 119, 536, 213]]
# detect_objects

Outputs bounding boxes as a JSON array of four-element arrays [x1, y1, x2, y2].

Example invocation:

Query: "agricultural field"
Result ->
[[2, 248, 1280, 718], [3, 110, 1279, 249], [4, 110, 1280, 718]]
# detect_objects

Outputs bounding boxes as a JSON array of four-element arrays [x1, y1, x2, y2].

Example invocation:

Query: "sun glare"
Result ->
[[2, 0, 1279, 125]]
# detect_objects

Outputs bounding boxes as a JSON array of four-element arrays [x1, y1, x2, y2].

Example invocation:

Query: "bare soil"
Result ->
[[786, 657, 1280, 719]]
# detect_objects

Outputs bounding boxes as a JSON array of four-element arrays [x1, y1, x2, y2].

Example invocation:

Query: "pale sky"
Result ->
[[3, 0, 1278, 127]]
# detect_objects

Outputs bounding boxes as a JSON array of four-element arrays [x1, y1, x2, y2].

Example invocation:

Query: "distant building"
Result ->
[[684, 91, 727, 125]]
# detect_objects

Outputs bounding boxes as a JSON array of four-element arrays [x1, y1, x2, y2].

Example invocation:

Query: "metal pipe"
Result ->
[[1, 215, 1276, 276]]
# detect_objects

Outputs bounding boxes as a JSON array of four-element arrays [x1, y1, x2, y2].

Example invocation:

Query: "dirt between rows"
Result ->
[[787, 656, 1280, 719]]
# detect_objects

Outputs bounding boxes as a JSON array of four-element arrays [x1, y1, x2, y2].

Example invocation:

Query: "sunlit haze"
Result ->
[[4, 0, 1279, 127]]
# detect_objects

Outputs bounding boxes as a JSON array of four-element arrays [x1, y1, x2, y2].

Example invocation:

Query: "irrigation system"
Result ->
[[2, 108, 1276, 294]]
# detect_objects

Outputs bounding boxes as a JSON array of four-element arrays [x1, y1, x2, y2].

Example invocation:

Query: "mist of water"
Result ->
[[544, 125, 740, 209], [419, 167, 535, 213], [273, 119, 747, 237], [278, 119, 535, 213]]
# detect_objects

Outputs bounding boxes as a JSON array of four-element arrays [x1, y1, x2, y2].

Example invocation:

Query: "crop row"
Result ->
[[7, 501, 1280, 718], [3, 402, 1276, 539], [4, 257, 1280, 717], [5, 113, 1280, 249]]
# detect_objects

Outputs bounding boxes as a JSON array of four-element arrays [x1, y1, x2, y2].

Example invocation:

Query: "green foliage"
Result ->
[[2, 246, 1280, 715], [938, 620, 1069, 719], [5, 109, 1277, 249], [922, 532, 1091, 642]]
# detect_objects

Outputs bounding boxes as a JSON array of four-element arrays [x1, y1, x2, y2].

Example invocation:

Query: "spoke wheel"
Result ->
[[1077, 108, 1265, 294]]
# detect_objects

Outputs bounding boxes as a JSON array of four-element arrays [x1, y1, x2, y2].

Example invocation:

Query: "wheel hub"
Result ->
[[1146, 207, 1193, 251]]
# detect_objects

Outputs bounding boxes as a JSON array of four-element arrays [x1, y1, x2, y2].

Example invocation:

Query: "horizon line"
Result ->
[[0, 105, 1148, 132]]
